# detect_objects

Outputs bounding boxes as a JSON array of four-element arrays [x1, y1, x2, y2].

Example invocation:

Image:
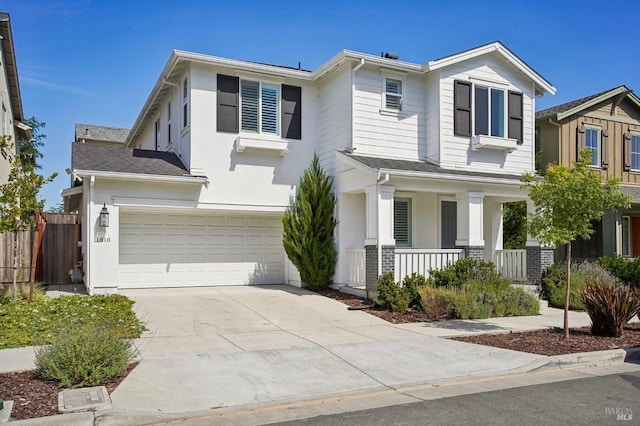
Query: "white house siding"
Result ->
[[317, 64, 351, 175], [424, 72, 440, 165], [186, 63, 317, 210], [352, 67, 426, 161], [438, 52, 535, 174], [0, 60, 17, 184]]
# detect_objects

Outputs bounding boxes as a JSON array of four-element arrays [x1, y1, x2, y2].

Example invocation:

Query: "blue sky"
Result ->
[[5, 0, 640, 209]]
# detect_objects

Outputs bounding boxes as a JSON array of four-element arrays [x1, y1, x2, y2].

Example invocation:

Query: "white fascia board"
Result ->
[[379, 168, 524, 187], [61, 186, 83, 197], [312, 50, 423, 80], [556, 86, 637, 121], [335, 151, 380, 177], [73, 169, 208, 185], [425, 42, 556, 95]]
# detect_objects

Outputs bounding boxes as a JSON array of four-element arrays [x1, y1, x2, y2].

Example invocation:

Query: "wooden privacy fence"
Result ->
[[0, 212, 81, 285]]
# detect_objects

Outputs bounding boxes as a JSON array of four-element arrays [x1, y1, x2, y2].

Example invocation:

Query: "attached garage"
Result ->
[[118, 211, 285, 288]]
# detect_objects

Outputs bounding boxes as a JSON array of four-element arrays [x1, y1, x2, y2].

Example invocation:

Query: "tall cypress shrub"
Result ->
[[282, 154, 337, 290]]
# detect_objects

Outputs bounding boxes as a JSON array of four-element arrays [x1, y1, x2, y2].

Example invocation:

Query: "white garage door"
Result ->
[[119, 211, 285, 288]]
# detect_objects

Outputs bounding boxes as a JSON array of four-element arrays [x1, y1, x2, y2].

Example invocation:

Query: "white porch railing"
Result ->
[[345, 249, 366, 286], [394, 249, 464, 282], [495, 249, 527, 281]]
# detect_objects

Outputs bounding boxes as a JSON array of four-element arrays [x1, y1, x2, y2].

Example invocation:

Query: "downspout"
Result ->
[[87, 176, 95, 294]]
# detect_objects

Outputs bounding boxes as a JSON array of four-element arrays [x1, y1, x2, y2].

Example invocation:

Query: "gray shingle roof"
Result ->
[[72, 143, 203, 178], [343, 153, 522, 181], [75, 123, 130, 144], [619, 185, 640, 204], [535, 86, 624, 121]]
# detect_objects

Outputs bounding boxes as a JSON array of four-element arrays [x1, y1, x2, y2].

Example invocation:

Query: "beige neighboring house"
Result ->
[[0, 12, 30, 184], [536, 85, 640, 260]]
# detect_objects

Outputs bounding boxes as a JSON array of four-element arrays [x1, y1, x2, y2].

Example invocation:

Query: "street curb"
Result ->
[[515, 347, 640, 374]]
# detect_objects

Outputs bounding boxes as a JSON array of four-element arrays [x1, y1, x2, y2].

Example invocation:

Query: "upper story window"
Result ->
[[384, 78, 403, 111], [182, 78, 189, 128], [217, 74, 301, 140], [154, 119, 160, 151], [632, 134, 640, 171], [241, 80, 279, 136], [585, 127, 600, 166], [167, 102, 172, 145], [453, 80, 523, 144]]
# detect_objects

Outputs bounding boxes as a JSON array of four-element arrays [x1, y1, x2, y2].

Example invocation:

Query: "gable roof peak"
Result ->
[[536, 85, 638, 122]]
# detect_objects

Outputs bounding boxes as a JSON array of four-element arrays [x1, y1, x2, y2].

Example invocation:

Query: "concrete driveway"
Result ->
[[110, 285, 542, 414]]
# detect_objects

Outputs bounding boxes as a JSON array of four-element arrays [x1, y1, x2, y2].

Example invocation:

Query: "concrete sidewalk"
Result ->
[[0, 285, 633, 425]]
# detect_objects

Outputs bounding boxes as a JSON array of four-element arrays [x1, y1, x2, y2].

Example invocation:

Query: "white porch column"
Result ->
[[364, 185, 395, 292], [456, 191, 485, 258], [483, 200, 503, 261]]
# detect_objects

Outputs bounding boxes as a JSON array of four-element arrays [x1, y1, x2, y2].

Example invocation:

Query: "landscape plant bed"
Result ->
[[452, 323, 640, 356], [0, 361, 138, 420]]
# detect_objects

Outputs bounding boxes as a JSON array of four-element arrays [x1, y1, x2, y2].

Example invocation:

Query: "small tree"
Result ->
[[282, 154, 337, 291], [503, 200, 527, 249], [522, 149, 630, 338], [0, 119, 57, 300]]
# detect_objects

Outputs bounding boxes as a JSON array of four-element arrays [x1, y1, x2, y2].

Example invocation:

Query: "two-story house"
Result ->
[[536, 86, 640, 260], [63, 41, 555, 295], [0, 12, 31, 184]]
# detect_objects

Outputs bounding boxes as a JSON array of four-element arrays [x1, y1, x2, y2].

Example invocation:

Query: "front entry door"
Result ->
[[632, 217, 640, 257], [441, 201, 457, 249]]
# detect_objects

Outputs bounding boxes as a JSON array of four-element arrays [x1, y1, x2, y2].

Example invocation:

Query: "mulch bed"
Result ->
[[319, 287, 640, 355], [0, 361, 138, 421], [452, 324, 640, 356]]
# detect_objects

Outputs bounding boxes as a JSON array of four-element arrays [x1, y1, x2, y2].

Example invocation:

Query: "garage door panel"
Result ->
[[119, 212, 285, 288]]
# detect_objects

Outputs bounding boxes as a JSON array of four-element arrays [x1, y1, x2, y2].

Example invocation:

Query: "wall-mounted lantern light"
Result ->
[[99, 203, 109, 227]]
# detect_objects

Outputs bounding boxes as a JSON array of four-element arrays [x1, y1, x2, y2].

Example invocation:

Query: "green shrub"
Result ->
[[35, 322, 137, 387], [598, 255, 640, 289], [418, 286, 457, 320], [581, 284, 640, 337], [428, 258, 502, 290], [375, 272, 410, 312], [417, 279, 539, 320], [0, 294, 146, 349], [541, 262, 620, 310], [402, 273, 428, 309]]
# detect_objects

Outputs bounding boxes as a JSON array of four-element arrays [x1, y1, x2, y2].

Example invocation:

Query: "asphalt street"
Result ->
[[273, 370, 640, 425]]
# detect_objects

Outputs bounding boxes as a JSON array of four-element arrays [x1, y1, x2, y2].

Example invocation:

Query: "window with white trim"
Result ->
[[384, 78, 403, 111], [155, 119, 160, 151], [240, 80, 280, 136], [632, 134, 640, 171], [622, 216, 631, 257], [475, 86, 505, 137], [394, 198, 412, 247], [182, 77, 188, 128], [585, 126, 600, 167], [167, 102, 172, 145]]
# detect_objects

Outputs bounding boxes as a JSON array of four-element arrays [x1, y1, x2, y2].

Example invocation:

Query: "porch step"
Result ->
[[339, 285, 372, 299]]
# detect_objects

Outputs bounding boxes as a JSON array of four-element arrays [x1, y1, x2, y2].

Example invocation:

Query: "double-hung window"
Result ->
[[384, 78, 403, 111], [394, 198, 412, 247], [182, 78, 189, 128], [632, 134, 640, 171], [167, 102, 172, 145], [585, 126, 600, 167], [241, 80, 280, 136], [154, 119, 160, 151], [474, 87, 505, 137]]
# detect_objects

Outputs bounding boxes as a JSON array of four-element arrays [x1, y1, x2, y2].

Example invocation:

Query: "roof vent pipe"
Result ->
[[384, 52, 399, 60]]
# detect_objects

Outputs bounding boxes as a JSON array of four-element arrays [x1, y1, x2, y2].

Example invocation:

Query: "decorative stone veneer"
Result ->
[[459, 246, 484, 260], [365, 245, 396, 291]]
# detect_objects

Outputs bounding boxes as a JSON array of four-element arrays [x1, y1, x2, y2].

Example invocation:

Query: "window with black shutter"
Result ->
[[454, 80, 472, 137], [217, 74, 239, 133], [282, 85, 302, 139]]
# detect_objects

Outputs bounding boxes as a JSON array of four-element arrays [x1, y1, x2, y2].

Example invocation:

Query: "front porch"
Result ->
[[344, 247, 527, 289]]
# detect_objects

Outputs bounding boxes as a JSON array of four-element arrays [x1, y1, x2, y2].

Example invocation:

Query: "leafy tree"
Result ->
[[522, 149, 630, 338], [503, 201, 526, 249], [0, 118, 57, 300], [282, 154, 337, 291], [48, 202, 65, 213]]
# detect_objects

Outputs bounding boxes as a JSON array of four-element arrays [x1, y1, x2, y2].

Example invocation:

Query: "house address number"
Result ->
[[95, 237, 111, 243]]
